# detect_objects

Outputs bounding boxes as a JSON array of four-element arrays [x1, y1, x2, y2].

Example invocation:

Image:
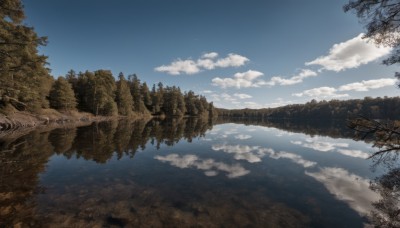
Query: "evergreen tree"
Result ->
[[176, 87, 186, 116], [162, 86, 178, 116], [141, 82, 152, 111], [0, 0, 51, 112], [49, 77, 77, 110], [150, 84, 161, 114], [185, 91, 198, 116], [65, 69, 77, 90], [93, 70, 117, 116], [74, 71, 92, 112], [115, 72, 133, 116], [128, 74, 146, 113]]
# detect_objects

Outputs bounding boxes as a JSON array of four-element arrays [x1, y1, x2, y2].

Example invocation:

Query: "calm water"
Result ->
[[0, 118, 394, 227]]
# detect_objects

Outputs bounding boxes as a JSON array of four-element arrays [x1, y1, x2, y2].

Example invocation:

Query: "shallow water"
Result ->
[[0, 118, 392, 227]]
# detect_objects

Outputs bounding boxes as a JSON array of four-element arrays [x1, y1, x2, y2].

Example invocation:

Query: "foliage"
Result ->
[[0, 0, 216, 118], [218, 96, 400, 120], [0, 0, 51, 111], [115, 72, 133, 116], [49, 77, 77, 110]]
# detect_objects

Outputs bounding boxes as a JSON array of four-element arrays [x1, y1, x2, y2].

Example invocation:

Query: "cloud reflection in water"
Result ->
[[306, 167, 379, 216], [154, 154, 250, 178], [212, 144, 316, 168]]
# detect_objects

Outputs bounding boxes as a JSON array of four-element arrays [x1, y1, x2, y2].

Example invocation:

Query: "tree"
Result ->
[[49, 77, 77, 110], [150, 84, 162, 115], [141, 82, 152, 111], [115, 72, 133, 116], [0, 0, 51, 112], [128, 74, 146, 113], [176, 87, 186, 116], [344, 1, 400, 75], [185, 91, 198, 116], [92, 70, 117, 116]]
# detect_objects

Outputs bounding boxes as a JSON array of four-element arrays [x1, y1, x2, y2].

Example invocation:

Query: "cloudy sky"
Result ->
[[24, 0, 399, 109]]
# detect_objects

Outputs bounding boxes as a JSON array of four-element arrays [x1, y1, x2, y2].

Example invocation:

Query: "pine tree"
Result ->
[[0, 0, 51, 112], [49, 77, 77, 110], [185, 91, 198, 116], [93, 70, 117, 116], [128, 74, 146, 113], [115, 72, 133, 116], [176, 87, 186, 116], [162, 86, 178, 116], [141, 82, 152, 111]]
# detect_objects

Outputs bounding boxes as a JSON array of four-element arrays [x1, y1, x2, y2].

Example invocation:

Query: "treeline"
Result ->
[[1, 67, 217, 118], [49, 69, 217, 117], [217, 97, 400, 120], [216, 117, 356, 141], [0, 1, 216, 118]]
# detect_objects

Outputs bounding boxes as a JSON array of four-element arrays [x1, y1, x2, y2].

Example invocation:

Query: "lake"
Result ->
[[0, 118, 394, 227]]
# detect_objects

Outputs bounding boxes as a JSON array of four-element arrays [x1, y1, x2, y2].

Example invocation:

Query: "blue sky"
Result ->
[[23, 0, 399, 109]]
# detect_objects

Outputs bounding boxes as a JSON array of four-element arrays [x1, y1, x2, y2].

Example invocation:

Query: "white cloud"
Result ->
[[154, 59, 200, 75], [220, 93, 236, 102], [306, 167, 380, 215], [290, 140, 303, 145], [212, 144, 262, 163], [202, 90, 214, 94], [265, 98, 294, 108], [154, 154, 250, 178], [338, 78, 397, 91], [244, 101, 263, 109], [269, 151, 317, 168], [337, 149, 370, 159], [211, 70, 265, 89], [202, 52, 218, 59], [306, 33, 392, 72], [292, 77, 397, 100], [293, 138, 370, 159], [234, 134, 252, 140], [233, 93, 252, 99], [155, 52, 249, 75], [214, 53, 249, 68], [212, 144, 316, 168], [293, 87, 349, 99], [212, 69, 317, 90], [265, 69, 318, 86], [294, 138, 349, 152]]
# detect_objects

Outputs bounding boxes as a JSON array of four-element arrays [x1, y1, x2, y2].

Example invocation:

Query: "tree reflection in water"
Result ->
[[5, 117, 395, 227], [0, 117, 216, 227], [218, 117, 400, 227]]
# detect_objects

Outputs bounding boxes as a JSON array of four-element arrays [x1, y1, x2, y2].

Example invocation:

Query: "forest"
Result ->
[[217, 96, 400, 120], [0, 0, 216, 119], [1, 0, 400, 124]]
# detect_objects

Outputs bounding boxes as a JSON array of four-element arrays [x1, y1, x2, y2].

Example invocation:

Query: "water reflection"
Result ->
[[369, 167, 400, 227], [0, 118, 213, 227], [0, 117, 395, 227], [306, 167, 379, 216], [154, 154, 250, 178]]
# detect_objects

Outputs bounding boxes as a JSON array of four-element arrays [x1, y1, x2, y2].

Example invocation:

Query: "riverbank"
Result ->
[[0, 109, 152, 138]]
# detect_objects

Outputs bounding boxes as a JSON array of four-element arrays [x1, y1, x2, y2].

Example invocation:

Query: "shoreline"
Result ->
[[0, 110, 153, 138]]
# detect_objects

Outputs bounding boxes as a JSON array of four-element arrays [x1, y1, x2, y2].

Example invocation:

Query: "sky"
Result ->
[[23, 0, 399, 109]]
